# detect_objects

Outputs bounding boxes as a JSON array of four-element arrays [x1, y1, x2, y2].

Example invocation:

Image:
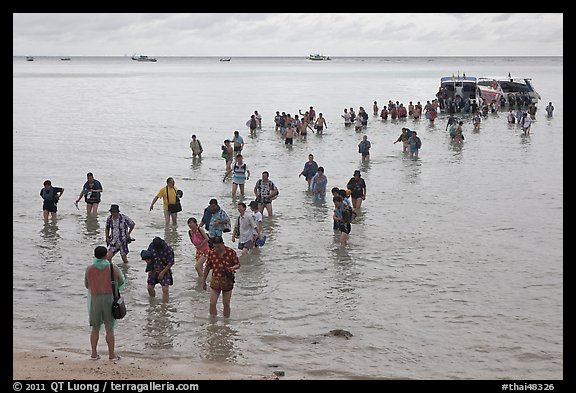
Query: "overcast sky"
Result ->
[[13, 13, 563, 57]]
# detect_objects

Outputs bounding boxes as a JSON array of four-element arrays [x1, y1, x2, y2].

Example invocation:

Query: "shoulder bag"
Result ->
[[110, 262, 127, 319], [167, 186, 182, 213]]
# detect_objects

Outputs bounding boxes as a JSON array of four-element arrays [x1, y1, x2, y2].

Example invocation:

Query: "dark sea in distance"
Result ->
[[13, 55, 562, 379]]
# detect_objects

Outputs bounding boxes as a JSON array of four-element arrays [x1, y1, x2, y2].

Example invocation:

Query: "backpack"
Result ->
[[416, 137, 422, 149]]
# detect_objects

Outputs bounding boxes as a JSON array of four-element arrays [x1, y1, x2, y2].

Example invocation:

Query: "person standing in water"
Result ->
[[188, 217, 210, 278], [40, 179, 64, 224], [75, 172, 103, 214], [299, 154, 318, 190], [189, 134, 203, 158], [84, 245, 124, 361], [310, 166, 328, 200], [202, 236, 241, 318]]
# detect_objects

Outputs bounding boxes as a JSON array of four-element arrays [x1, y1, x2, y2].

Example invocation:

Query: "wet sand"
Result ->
[[13, 349, 279, 380]]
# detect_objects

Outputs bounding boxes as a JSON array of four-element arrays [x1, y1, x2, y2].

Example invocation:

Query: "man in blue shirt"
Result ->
[[75, 172, 103, 214]]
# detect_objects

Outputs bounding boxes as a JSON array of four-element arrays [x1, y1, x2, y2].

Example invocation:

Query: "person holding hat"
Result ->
[[346, 170, 367, 209], [145, 236, 175, 303], [105, 204, 135, 264]]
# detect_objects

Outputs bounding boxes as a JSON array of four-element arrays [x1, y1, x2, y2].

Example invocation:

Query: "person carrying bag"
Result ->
[[110, 261, 126, 319]]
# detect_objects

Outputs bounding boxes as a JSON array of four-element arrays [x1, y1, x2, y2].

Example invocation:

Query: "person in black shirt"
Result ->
[[346, 170, 366, 209], [40, 179, 64, 224]]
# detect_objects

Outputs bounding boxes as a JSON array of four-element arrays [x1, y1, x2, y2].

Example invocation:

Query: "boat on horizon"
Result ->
[[60, 57, 71, 61], [307, 54, 331, 61], [26, 56, 34, 61], [219, 57, 231, 62], [131, 54, 157, 62]]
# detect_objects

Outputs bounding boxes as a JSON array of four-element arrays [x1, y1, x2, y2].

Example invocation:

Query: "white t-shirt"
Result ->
[[251, 210, 263, 237], [238, 213, 256, 244]]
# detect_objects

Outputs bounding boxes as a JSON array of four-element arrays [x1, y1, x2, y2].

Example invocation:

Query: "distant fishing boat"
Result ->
[[131, 54, 157, 62], [219, 57, 231, 62], [60, 57, 71, 61], [307, 54, 331, 61], [26, 56, 34, 61]]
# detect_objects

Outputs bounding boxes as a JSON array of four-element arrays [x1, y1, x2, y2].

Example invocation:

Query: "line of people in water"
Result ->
[[47, 95, 556, 361]]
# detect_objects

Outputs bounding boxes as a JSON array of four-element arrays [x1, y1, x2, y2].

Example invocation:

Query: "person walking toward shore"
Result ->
[[232, 130, 244, 155], [358, 135, 371, 161], [231, 154, 250, 197], [333, 195, 353, 247], [342, 108, 352, 127], [189, 134, 203, 158], [394, 128, 410, 153], [521, 112, 532, 136], [146, 236, 175, 303], [314, 113, 327, 134], [310, 166, 328, 200], [299, 154, 318, 189], [149, 177, 181, 226], [200, 198, 231, 247], [85, 245, 124, 361], [221, 140, 234, 179], [105, 204, 135, 264], [254, 171, 279, 216], [40, 180, 64, 224], [346, 170, 367, 209], [231, 202, 257, 256], [188, 217, 210, 278], [75, 172, 103, 214], [408, 130, 422, 159], [545, 102, 554, 117], [202, 236, 241, 318]]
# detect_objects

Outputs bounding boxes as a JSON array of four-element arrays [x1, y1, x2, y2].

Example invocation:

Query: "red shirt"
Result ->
[[206, 246, 240, 277]]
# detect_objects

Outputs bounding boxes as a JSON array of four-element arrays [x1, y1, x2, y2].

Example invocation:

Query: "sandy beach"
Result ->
[[13, 349, 279, 380]]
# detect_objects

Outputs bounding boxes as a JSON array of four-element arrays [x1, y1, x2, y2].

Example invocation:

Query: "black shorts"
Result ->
[[43, 202, 57, 213], [256, 196, 271, 205], [338, 222, 351, 234]]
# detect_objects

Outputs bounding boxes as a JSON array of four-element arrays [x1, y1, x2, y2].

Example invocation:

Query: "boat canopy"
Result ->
[[440, 76, 477, 83]]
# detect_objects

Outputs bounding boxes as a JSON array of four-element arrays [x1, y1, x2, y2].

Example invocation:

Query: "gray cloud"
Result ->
[[13, 13, 563, 56]]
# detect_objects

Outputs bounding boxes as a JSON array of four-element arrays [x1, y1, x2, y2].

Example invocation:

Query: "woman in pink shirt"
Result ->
[[188, 217, 210, 277]]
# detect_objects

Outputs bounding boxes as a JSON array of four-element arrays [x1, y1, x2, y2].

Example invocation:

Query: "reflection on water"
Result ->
[[83, 214, 102, 244], [38, 223, 61, 263], [143, 301, 177, 350], [191, 155, 203, 170], [202, 321, 239, 362], [164, 225, 182, 250]]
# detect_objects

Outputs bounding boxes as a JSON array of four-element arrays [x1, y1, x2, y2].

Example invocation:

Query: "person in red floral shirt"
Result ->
[[202, 236, 240, 318]]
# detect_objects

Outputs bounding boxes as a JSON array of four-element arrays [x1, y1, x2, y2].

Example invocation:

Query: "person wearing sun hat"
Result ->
[[105, 204, 135, 264]]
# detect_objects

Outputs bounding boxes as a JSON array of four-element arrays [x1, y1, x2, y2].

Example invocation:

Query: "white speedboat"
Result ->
[[477, 78, 504, 105], [437, 75, 481, 112]]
